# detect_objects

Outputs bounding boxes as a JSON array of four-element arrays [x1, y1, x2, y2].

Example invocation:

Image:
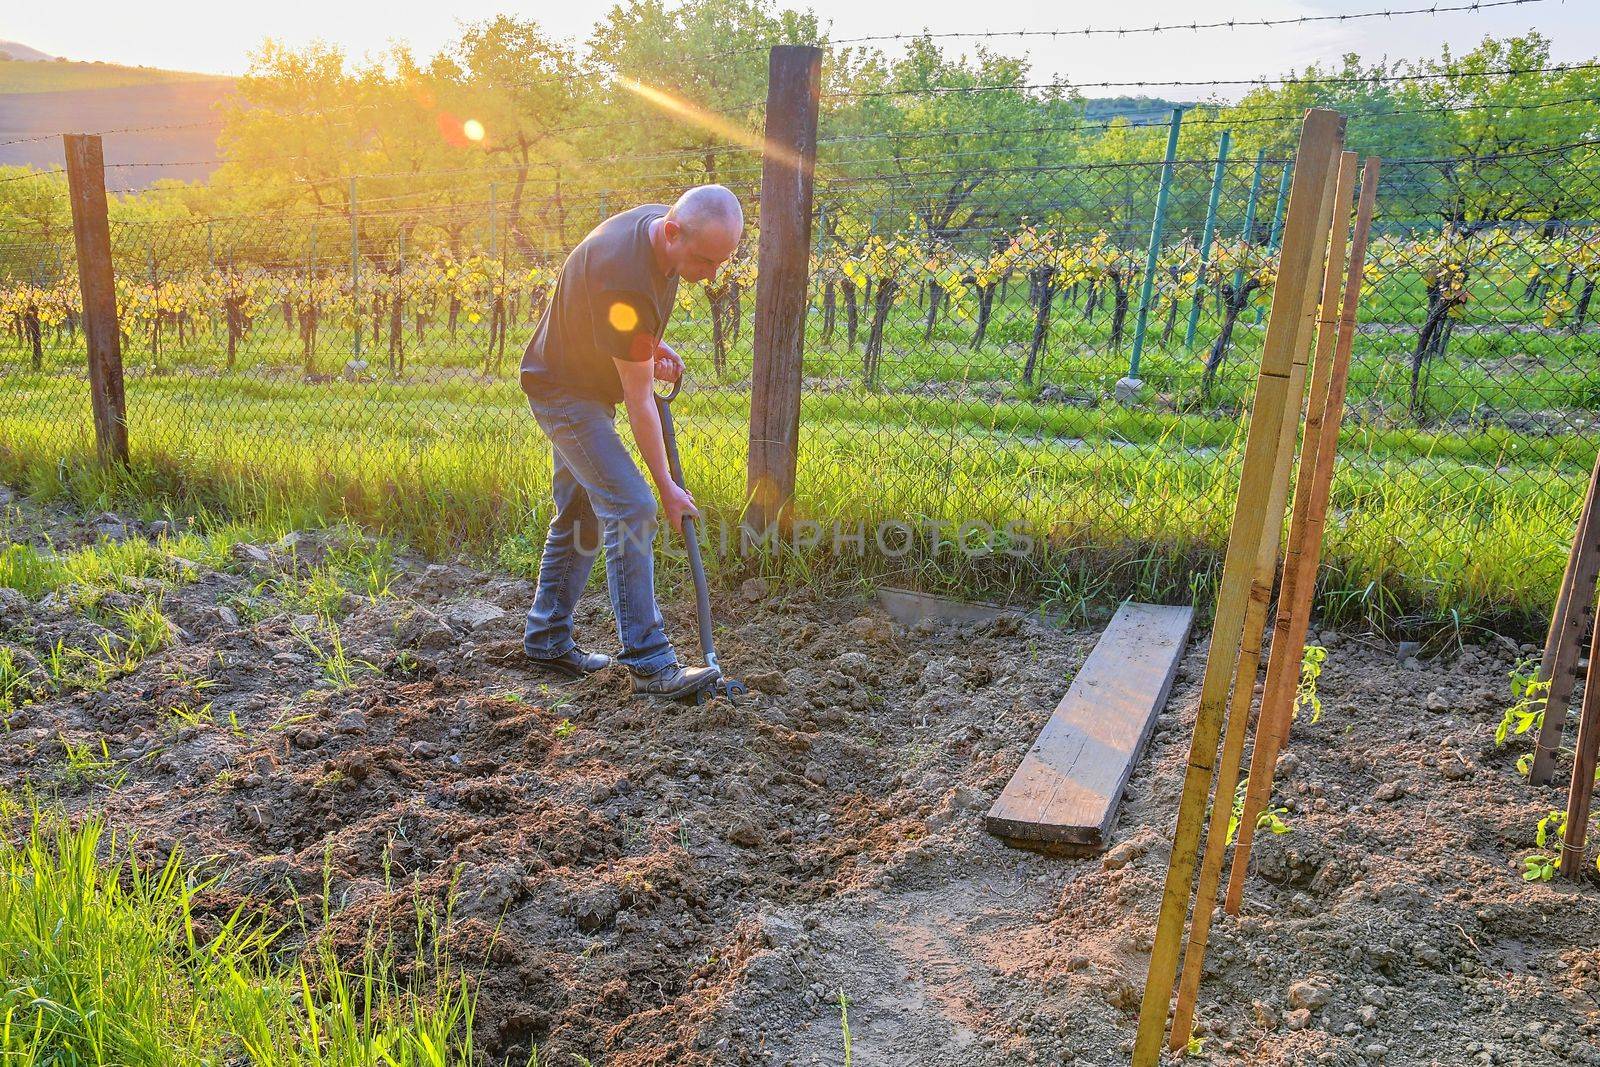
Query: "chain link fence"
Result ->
[[2, 127, 1596, 634]]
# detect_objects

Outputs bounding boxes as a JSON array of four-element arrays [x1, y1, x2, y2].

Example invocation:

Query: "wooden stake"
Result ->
[[63, 134, 129, 466], [1225, 157, 1381, 914], [747, 45, 823, 537], [1168, 150, 1355, 1053], [1529, 451, 1600, 787], [1131, 109, 1345, 1067], [1561, 605, 1600, 879]]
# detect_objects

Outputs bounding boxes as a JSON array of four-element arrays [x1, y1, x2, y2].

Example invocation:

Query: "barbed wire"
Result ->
[[41, 86, 1596, 187], [826, 61, 1600, 100], [0, 168, 67, 185], [817, 93, 1600, 146], [692, 0, 1555, 61]]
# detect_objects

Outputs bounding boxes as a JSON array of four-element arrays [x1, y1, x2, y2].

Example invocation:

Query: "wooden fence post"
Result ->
[[746, 44, 822, 540], [63, 134, 129, 466]]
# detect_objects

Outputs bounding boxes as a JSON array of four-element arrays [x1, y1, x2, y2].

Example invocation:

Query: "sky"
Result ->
[[7, 0, 1597, 100]]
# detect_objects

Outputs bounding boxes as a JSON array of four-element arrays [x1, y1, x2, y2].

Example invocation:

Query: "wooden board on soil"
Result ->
[[986, 601, 1194, 855], [877, 587, 1005, 626]]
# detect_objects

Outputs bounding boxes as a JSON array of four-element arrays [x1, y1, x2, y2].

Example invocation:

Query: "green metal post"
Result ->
[[1232, 149, 1267, 298], [599, 189, 609, 222], [1126, 107, 1184, 383], [206, 221, 217, 337], [489, 182, 498, 259], [1266, 160, 1293, 250], [1253, 159, 1293, 324], [349, 176, 361, 365], [1185, 129, 1231, 349]]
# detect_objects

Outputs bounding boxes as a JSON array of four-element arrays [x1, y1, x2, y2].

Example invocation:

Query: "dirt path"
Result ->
[[0, 490, 1597, 1065]]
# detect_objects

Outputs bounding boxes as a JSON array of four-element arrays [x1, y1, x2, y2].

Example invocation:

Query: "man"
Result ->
[[518, 184, 743, 701]]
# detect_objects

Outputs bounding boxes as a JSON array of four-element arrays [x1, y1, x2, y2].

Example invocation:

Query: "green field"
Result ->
[[3, 232, 1594, 637]]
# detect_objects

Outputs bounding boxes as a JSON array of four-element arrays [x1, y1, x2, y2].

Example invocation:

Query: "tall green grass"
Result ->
[[0, 794, 477, 1064], [0, 366, 1583, 636]]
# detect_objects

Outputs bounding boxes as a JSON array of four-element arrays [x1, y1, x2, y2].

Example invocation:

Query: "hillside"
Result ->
[[0, 40, 57, 63], [1083, 95, 1197, 125], [0, 58, 226, 94], [0, 47, 1192, 194]]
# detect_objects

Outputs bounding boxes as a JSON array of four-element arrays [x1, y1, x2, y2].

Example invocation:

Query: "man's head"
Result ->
[[659, 184, 744, 284]]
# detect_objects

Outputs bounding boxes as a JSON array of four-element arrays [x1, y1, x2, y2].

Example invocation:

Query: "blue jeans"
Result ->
[[522, 386, 676, 674]]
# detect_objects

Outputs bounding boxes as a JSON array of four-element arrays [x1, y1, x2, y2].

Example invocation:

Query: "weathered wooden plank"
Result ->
[[985, 602, 1194, 854], [877, 587, 1004, 627]]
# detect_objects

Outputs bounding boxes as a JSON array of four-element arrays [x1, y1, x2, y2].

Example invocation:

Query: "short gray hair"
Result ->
[[667, 184, 744, 236]]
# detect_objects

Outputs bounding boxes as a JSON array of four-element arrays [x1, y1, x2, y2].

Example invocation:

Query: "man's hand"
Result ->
[[654, 340, 684, 384], [615, 353, 698, 536], [660, 480, 700, 534]]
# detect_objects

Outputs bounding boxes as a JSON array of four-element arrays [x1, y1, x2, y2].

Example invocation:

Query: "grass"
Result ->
[[0, 359, 1579, 637], [0, 794, 478, 1064], [1, 260, 1593, 638]]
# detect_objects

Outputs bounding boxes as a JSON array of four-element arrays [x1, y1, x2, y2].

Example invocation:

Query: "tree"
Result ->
[[586, 0, 819, 184]]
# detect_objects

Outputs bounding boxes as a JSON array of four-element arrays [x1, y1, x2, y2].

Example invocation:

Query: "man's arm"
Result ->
[[615, 356, 698, 533]]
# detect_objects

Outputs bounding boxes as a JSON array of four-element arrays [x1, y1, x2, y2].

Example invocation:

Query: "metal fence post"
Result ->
[[1185, 129, 1231, 349], [1267, 161, 1294, 250], [1233, 149, 1267, 300], [62, 134, 129, 466], [1255, 159, 1294, 323], [746, 44, 822, 540], [489, 182, 498, 259], [1124, 107, 1184, 393], [349, 176, 361, 367]]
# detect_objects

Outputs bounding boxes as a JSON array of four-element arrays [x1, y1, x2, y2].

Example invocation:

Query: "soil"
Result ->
[[1, 488, 1598, 1067]]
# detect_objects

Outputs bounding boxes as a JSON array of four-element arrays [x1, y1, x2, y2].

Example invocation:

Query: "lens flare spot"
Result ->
[[463, 119, 486, 142], [608, 301, 640, 332]]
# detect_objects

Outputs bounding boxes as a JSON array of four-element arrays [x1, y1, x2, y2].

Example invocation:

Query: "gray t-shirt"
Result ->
[[520, 204, 680, 405]]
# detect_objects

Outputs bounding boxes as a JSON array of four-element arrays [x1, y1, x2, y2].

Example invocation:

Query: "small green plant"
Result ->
[[279, 566, 350, 621], [292, 622, 372, 689], [1186, 1034, 1208, 1057], [1536, 809, 1567, 849], [1224, 778, 1292, 846], [1224, 779, 1249, 847], [1293, 644, 1328, 723], [839, 989, 853, 1067], [554, 718, 577, 740], [329, 535, 399, 601], [43, 639, 71, 690], [58, 736, 120, 789], [0, 646, 38, 715], [168, 701, 214, 729], [1496, 658, 1551, 757], [116, 598, 174, 660], [1256, 806, 1292, 836], [1522, 854, 1557, 881]]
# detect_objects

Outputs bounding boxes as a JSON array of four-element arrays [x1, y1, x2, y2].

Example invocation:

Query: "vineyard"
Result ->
[[4, 149, 1600, 633]]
